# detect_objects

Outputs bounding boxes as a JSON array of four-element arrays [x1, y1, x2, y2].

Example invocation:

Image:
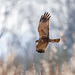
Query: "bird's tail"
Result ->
[[48, 38, 60, 43]]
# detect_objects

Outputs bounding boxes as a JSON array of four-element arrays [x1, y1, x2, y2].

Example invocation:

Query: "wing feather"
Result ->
[[38, 12, 51, 39], [36, 42, 49, 53]]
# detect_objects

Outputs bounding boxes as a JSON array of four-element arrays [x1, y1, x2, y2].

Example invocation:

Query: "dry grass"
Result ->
[[0, 45, 75, 75], [0, 55, 75, 75]]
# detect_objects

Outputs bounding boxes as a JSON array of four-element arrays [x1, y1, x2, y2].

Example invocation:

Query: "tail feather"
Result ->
[[48, 39, 60, 43]]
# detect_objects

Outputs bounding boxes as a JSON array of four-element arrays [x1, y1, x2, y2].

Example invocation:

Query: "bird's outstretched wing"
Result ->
[[36, 41, 49, 53], [36, 12, 51, 53], [38, 12, 51, 39]]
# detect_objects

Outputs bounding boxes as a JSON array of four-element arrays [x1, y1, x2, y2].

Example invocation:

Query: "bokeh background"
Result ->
[[0, 0, 75, 75]]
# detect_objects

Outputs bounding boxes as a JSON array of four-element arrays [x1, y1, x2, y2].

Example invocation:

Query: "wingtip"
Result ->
[[58, 39, 61, 43], [40, 12, 51, 22]]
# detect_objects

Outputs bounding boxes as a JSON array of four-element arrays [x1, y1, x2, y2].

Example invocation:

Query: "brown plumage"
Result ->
[[36, 12, 60, 53]]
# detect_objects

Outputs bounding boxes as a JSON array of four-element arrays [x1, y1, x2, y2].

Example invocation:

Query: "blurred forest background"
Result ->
[[0, 0, 75, 75]]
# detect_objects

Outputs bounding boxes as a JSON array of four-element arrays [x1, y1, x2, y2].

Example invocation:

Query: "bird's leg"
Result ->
[[36, 37, 47, 43], [36, 39, 40, 42], [48, 38, 60, 43], [36, 38, 43, 43]]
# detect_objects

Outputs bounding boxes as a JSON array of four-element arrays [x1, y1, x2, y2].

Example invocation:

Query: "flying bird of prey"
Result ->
[[36, 12, 60, 53]]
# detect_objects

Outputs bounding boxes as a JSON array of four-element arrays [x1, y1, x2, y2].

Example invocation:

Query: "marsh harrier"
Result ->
[[36, 12, 60, 53]]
